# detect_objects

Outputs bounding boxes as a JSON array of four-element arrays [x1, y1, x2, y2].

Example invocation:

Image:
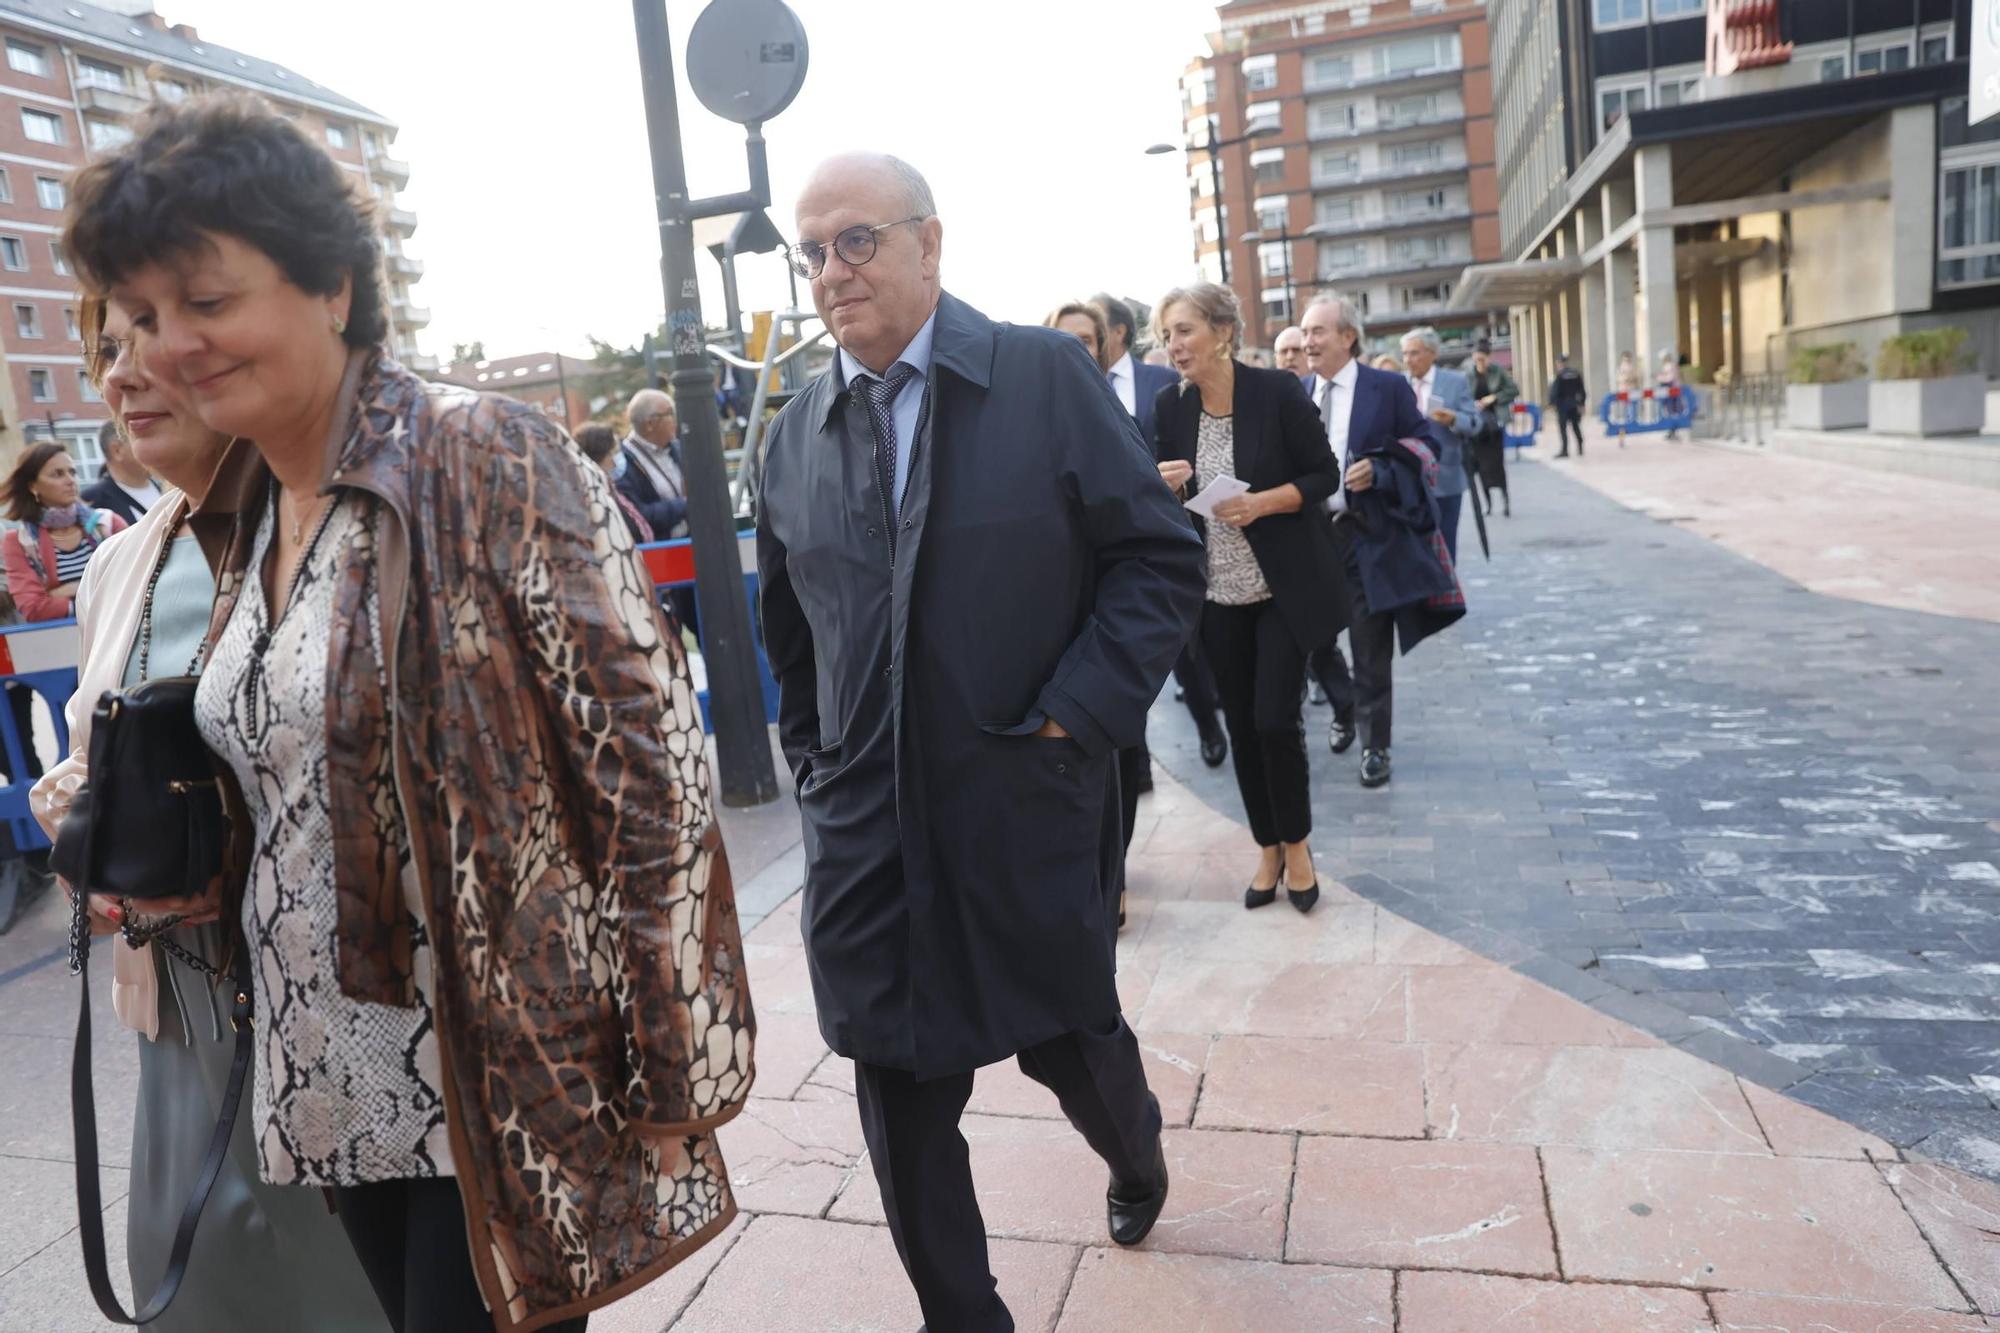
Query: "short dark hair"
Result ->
[[573, 422, 620, 465], [6, 442, 69, 523], [62, 93, 387, 350], [1091, 293, 1137, 351]]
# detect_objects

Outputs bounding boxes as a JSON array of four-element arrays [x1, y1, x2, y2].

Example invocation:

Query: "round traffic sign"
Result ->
[[686, 0, 810, 125]]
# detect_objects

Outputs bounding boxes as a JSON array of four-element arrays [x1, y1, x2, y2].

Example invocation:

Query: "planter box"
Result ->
[[1868, 373, 1987, 436], [1785, 381, 1868, 430]]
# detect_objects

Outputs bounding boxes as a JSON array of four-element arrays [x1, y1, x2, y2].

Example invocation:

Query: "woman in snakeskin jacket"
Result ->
[[63, 94, 754, 1333]]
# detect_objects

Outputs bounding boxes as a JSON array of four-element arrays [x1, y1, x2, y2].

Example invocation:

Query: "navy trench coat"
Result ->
[[756, 292, 1205, 1078]]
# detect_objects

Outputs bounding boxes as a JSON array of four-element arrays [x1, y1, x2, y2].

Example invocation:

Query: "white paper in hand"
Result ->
[[1184, 474, 1250, 519]]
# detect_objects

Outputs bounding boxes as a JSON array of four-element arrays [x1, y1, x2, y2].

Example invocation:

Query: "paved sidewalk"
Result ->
[[586, 773, 2000, 1332]]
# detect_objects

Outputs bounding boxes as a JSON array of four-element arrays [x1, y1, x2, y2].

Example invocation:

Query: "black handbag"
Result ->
[[53, 677, 250, 1327]]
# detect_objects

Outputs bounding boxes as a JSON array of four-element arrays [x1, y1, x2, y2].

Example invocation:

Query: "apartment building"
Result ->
[[1174, 0, 1504, 354], [0, 0, 427, 469], [1469, 0, 1990, 402]]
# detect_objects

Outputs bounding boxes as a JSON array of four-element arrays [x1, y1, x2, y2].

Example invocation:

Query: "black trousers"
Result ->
[[1556, 408, 1585, 455], [1171, 636, 1223, 741], [854, 1019, 1162, 1333], [1115, 744, 1147, 854], [1200, 599, 1312, 847], [1307, 636, 1356, 723], [1330, 520, 1395, 752], [332, 1176, 589, 1333]]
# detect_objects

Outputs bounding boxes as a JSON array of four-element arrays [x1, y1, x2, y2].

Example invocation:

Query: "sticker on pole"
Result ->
[[1975, 0, 2000, 126], [686, 0, 811, 126]]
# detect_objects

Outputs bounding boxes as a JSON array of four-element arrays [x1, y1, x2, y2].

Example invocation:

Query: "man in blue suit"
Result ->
[[1095, 293, 1228, 770], [1398, 327, 1479, 565], [1302, 296, 1433, 788]]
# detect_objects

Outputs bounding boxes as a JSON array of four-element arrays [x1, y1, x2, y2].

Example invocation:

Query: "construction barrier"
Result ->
[[1599, 386, 1698, 435]]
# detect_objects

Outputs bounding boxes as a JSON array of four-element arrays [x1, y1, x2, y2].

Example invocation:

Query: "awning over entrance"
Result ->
[[1448, 256, 1581, 315]]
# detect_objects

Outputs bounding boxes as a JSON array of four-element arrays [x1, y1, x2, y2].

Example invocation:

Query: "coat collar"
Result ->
[[815, 289, 994, 432]]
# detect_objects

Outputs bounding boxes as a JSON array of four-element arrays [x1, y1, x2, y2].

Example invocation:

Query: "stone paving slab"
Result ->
[[1398, 1270, 1716, 1332], [1054, 1249, 1393, 1331]]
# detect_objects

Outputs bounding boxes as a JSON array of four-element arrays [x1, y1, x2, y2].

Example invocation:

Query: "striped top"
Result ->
[[52, 539, 94, 585]]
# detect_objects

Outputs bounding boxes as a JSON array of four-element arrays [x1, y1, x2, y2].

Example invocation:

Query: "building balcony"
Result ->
[[1304, 61, 1463, 96], [1312, 205, 1472, 236], [392, 300, 430, 329], [1309, 106, 1467, 143], [388, 254, 424, 280], [386, 207, 419, 236], [77, 84, 148, 118], [1313, 158, 1468, 191], [1319, 254, 1468, 284], [404, 351, 439, 374], [371, 154, 411, 187]]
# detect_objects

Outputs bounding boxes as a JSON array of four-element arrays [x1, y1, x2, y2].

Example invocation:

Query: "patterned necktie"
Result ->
[[858, 361, 920, 523]]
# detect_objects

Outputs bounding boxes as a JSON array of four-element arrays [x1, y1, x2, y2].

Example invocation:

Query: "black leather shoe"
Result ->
[[1108, 1139, 1169, 1247], [1199, 729, 1228, 768], [1307, 680, 1328, 707], [1287, 880, 1320, 914], [1329, 714, 1357, 756], [1244, 884, 1278, 910], [1359, 748, 1392, 788]]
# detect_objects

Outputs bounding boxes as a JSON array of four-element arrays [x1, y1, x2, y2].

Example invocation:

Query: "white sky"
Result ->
[[160, 0, 1225, 359]]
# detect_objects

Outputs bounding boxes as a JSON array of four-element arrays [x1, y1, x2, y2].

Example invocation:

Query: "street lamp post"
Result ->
[[1146, 116, 1280, 286], [1239, 221, 1334, 344]]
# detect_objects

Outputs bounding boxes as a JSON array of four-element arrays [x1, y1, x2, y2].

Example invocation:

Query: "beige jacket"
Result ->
[[29, 492, 198, 1038]]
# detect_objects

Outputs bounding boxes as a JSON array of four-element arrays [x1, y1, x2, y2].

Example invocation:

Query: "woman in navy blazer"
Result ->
[[1152, 283, 1341, 913]]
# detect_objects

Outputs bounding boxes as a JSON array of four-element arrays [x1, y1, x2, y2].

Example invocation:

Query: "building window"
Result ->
[[1253, 155, 1287, 186], [1594, 0, 1645, 30], [1245, 100, 1283, 130], [1400, 281, 1453, 309], [1384, 35, 1454, 76], [63, 306, 78, 340], [157, 79, 190, 102], [1260, 244, 1288, 277], [1308, 53, 1354, 87], [1391, 140, 1444, 170], [87, 119, 133, 151], [1320, 243, 1366, 277], [1243, 57, 1278, 93], [1653, 0, 1702, 18], [50, 241, 68, 275], [21, 109, 63, 145], [1257, 201, 1288, 233], [0, 169, 11, 205], [1384, 92, 1440, 127], [1820, 55, 1847, 81], [1315, 194, 1358, 228], [1317, 150, 1359, 181], [15, 303, 40, 339], [28, 368, 54, 402], [1940, 153, 2000, 289], [1599, 80, 1648, 130], [34, 176, 65, 210], [326, 123, 350, 149], [1921, 31, 1952, 66], [1655, 74, 1702, 107], [75, 57, 127, 91], [77, 369, 101, 403], [1310, 100, 1358, 136], [1391, 187, 1449, 216], [1, 237, 25, 271], [1856, 40, 1912, 76], [6, 39, 47, 77]]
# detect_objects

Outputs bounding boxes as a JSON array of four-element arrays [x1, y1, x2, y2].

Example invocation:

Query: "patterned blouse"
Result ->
[[195, 494, 455, 1188], [1195, 411, 1271, 606]]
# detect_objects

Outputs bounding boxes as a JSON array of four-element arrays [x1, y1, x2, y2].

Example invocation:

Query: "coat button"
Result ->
[[867, 527, 876, 538], [1055, 762, 1068, 774]]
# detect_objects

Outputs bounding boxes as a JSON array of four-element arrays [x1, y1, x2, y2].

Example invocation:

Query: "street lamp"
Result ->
[[1238, 221, 1334, 339], [1146, 116, 1281, 285]]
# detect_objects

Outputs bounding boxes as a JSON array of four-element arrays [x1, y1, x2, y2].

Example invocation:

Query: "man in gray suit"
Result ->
[[1399, 326, 1479, 565]]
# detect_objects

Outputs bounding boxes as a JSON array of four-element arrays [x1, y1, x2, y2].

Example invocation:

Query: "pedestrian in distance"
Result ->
[[1273, 324, 1308, 378], [1044, 299, 1109, 368], [1297, 327, 1363, 755], [1658, 349, 1684, 439], [1154, 282, 1339, 913], [30, 298, 388, 1333], [64, 93, 752, 1333], [2, 444, 126, 623], [575, 421, 657, 545], [759, 152, 1203, 1333], [82, 418, 163, 525], [1398, 327, 1480, 567], [1374, 352, 1403, 373], [1549, 351, 1588, 457], [1097, 291, 1228, 773], [1467, 338, 1519, 518], [1302, 297, 1465, 789], [618, 386, 700, 638]]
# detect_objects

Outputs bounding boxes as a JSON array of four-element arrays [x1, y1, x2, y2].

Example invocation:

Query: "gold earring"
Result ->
[[332, 315, 347, 335]]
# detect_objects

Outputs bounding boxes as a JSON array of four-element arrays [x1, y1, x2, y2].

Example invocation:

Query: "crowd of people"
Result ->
[[19, 81, 1547, 1333]]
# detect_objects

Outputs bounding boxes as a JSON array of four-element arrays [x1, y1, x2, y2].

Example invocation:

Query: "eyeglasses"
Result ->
[[786, 216, 926, 281]]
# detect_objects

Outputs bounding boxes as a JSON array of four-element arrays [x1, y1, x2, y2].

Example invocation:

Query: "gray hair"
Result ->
[[626, 387, 674, 425], [1302, 294, 1366, 352], [1401, 326, 1443, 355], [1152, 281, 1241, 352], [884, 154, 936, 218]]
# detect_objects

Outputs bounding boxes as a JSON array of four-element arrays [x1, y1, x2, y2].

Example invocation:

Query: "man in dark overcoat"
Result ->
[[757, 153, 1206, 1332]]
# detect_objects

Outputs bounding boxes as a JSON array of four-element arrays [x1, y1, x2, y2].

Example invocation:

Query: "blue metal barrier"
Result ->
[[0, 620, 78, 857], [1504, 403, 1544, 458], [635, 534, 781, 734], [1599, 387, 1698, 435]]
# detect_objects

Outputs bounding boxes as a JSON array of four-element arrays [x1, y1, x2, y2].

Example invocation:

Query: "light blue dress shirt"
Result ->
[[838, 306, 938, 518]]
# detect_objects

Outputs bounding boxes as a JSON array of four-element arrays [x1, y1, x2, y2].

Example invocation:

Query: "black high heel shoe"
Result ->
[[1244, 884, 1278, 910], [1285, 877, 1320, 914]]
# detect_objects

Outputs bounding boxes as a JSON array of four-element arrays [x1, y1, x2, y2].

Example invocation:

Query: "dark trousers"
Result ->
[[1171, 635, 1223, 742], [1556, 408, 1585, 455], [1200, 599, 1311, 847], [1436, 492, 1463, 566], [1330, 519, 1396, 752], [1115, 745, 1147, 854], [854, 1019, 1162, 1333], [332, 1176, 589, 1333], [1307, 636, 1355, 723]]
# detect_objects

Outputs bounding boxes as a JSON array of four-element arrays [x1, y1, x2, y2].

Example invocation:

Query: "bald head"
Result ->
[[627, 388, 677, 447], [795, 151, 943, 375], [1273, 326, 1307, 377]]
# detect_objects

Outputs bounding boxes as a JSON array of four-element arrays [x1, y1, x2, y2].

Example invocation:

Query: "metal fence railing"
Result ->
[[1695, 372, 1785, 446]]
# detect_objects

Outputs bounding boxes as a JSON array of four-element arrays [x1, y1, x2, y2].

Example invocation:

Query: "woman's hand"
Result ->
[[1158, 460, 1193, 494], [1345, 459, 1377, 493], [1477, 394, 1498, 409], [1211, 492, 1267, 529]]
